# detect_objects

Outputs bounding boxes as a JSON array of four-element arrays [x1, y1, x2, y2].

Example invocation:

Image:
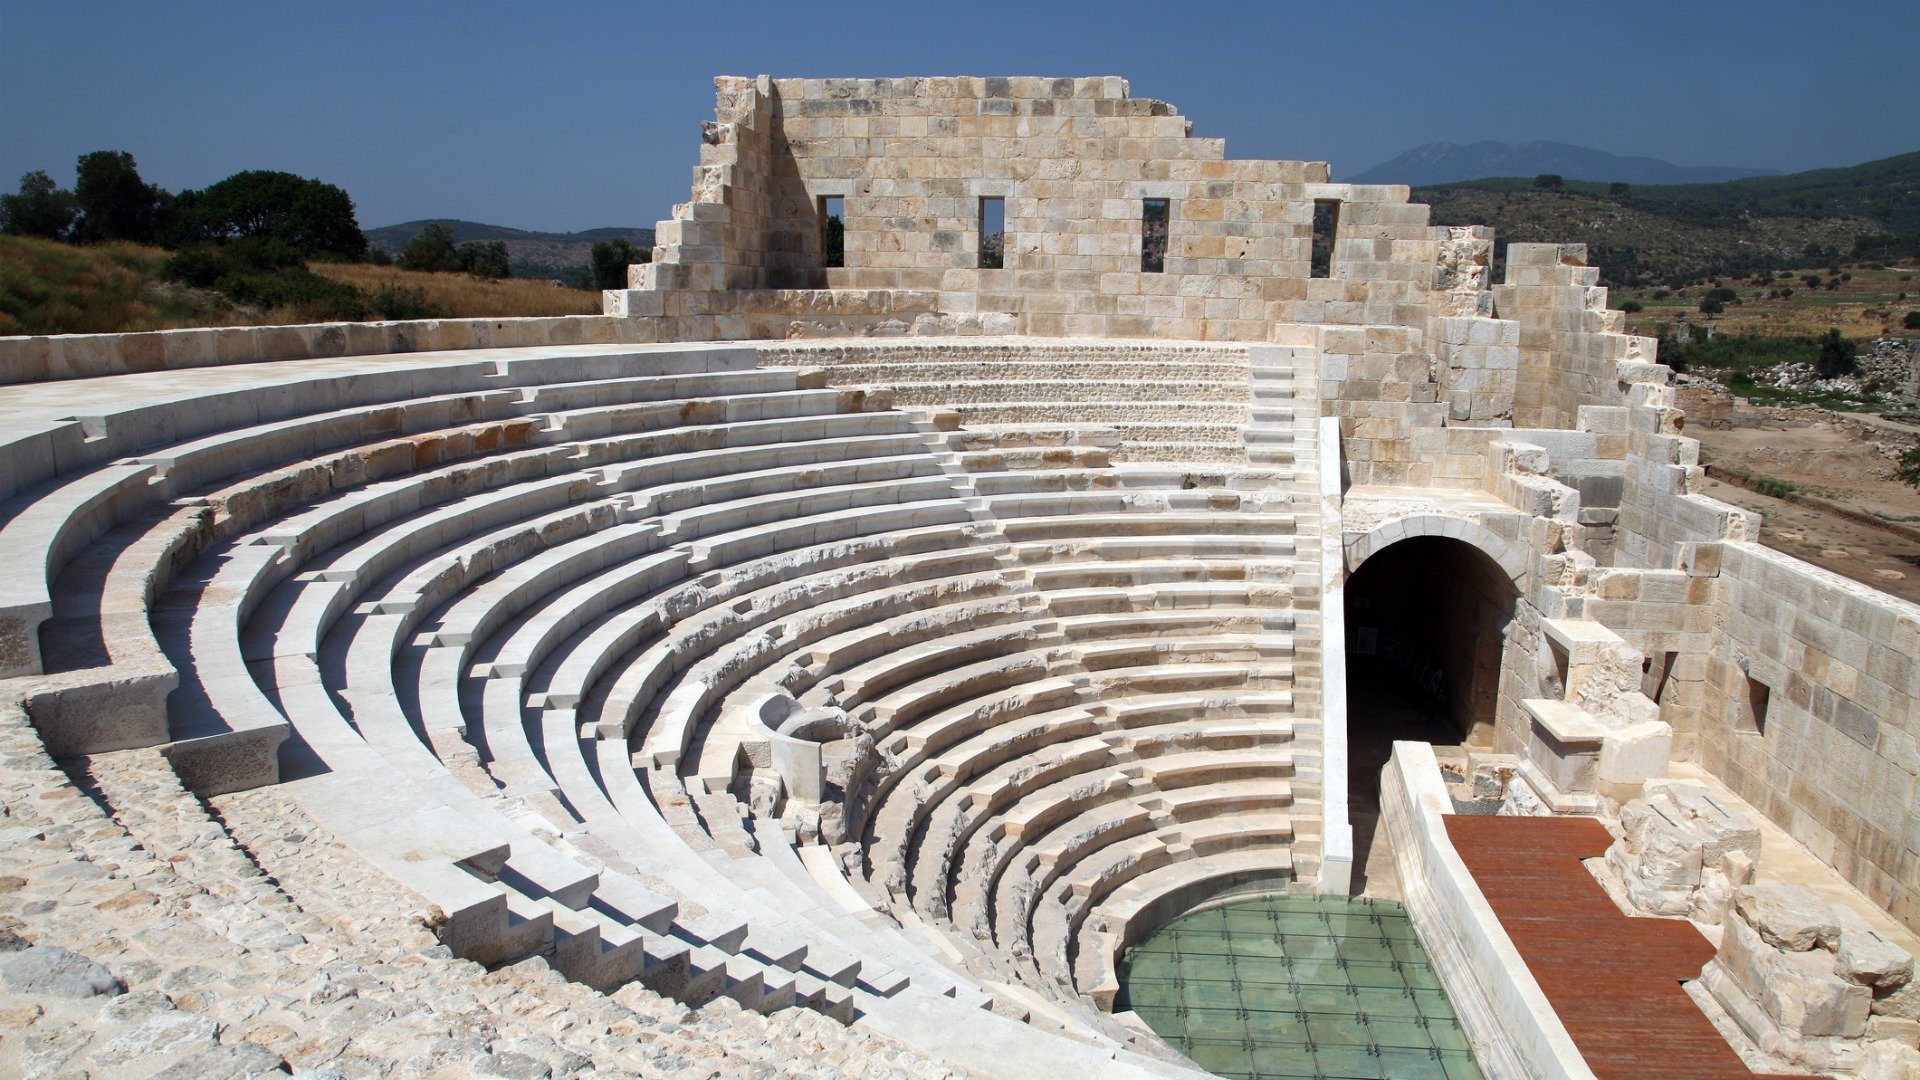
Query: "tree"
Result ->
[[399, 223, 458, 272], [456, 240, 509, 279], [591, 238, 650, 290], [1815, 329, 1858, 378], [0, 171, 78, 239], [1608, 181, 1631, 197], [1904, 311, 1920, 331], [1698, 296, 1724, 315], [72, 150, 168, 243], [167, 170, 367, 258], [1532, 173, 1564, 192]]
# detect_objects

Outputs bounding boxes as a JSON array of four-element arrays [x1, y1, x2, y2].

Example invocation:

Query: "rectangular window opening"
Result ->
[[1642, 651, 1679, 704], [1141, 198, 1169, 274], [977, 197, 1005, 270], [818, 196, 844, 269], [1310, 199, 1340, 279], [1740, 673, 1770, 735]]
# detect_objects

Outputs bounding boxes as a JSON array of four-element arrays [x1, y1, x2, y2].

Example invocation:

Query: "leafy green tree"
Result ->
[[1698, 296, 1724, 315], [1532, 173, 1564, 191], [591, 238, 650, 290], [1619, 299, 1643, 313], [167, 170, 367, 258], [0, 171, 78, 239], [1608, 182, 1631, 197], [1814, 329, 1858, 378], [72, 151, 168, 243], [456, 240, 510, 279], [399, 223, 459, 271], [1904, 310, 1920, 331]]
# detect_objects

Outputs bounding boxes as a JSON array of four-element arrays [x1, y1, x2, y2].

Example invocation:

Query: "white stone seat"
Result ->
[[1058, 827, 1295, 989], [847, 669, 1089, 837], [1070, 846, 1295, 1008], [509, 367, 798, 411], [647, 571, 1027, 776], [685, 499, 976, 572], [632, 454, 943, 522], [580, 532, 1005, 742], [886, 379, 1249, 406], [134, 387, 530, 499], [0, 462, 158, 677], [551, 387, 868, 442], [1005, 534, 1297, 563], [906, 723, 1295, 925], [991, 775, 1295, 962], [595, 431, 931, 500], [796, 616, 1060, 715]]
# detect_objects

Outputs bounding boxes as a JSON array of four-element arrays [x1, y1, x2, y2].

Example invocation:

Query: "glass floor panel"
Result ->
[[1115, 894, 1484, 1080]]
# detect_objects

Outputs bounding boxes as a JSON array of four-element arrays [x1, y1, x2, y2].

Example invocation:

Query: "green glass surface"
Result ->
[[1115, 895, 1485, 1080]]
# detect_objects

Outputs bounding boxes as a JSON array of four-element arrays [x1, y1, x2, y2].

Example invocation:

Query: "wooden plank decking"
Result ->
[[1443, 814, 1811, 1080]]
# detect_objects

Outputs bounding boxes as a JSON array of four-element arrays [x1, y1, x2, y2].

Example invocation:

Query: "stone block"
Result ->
[[1738, 884, 1841, 952]]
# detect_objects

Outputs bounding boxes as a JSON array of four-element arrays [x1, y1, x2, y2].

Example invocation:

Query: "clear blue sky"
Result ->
[[3, 1, 1915, 233]]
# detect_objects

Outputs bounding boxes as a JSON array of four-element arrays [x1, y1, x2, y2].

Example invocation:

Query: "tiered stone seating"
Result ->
[[759, 340, 1256, 463], [0, 337, 1318, 1071]]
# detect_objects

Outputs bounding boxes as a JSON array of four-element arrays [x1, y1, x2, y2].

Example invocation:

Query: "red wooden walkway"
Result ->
[[1444, 814, 1810, 1080]]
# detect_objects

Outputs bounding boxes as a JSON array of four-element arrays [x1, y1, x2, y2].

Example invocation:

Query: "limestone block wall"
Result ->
[[1491, 244, 1652, 431], [618, 76, 1455, 349], [1700, 543, 1920, 925]]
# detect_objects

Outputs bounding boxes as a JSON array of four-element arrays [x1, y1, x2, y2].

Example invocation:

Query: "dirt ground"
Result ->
[[1689, 401, 1920, 605]]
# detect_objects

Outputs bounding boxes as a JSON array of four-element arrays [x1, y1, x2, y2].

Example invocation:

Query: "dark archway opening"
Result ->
[[1343, 534, 1519, 895]]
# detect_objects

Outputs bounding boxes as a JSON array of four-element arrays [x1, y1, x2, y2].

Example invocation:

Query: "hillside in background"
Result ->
[[1414, 151, 1920, 285], [367, 219, 655, 280], [1350, 140, 1776, 186]]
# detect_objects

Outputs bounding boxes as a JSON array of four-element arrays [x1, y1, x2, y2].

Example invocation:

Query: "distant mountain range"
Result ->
[[1348, 140, 1779, 187], [366, 219, 655, 277]]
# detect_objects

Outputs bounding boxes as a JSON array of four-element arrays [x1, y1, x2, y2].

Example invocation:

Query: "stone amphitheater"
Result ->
[[1, 75, 1917, 1080]]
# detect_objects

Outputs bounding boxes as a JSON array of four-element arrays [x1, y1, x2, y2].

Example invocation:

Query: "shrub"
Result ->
[[369, 282, 436, 320], [455, 240, 509, 280], [399, 224, 459, 272], [1904, 310, 1920, 330], [1532, 173, 1564, 191], [1699, 296, 1724, 315], [1815, 329, 1858, 378], [163, 239, 365, 320], [1619, 300, 1643, 313], [591, 238, 650, 290]]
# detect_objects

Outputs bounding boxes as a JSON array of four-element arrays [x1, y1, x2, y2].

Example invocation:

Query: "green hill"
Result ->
[[365, 220, 655, 282], [1414, 151, 1920, 286]]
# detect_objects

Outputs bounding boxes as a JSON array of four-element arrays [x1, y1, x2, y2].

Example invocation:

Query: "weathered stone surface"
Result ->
[[1737, 884, 1841, 952], [1, 946, 121, 999]]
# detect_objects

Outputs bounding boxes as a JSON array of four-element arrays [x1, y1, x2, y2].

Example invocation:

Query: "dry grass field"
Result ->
[[309, 262, 601, 319], [0, 235, 602, 336], [1618, 265, 1919, 340]]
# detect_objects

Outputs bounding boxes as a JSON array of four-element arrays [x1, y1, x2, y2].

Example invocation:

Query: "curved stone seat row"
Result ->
[[755, 340, 1259, 465], [0, 339, 1314, 1072]]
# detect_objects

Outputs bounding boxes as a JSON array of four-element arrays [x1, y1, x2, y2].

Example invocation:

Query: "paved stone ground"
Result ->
[[0, 704, 971, 1079]]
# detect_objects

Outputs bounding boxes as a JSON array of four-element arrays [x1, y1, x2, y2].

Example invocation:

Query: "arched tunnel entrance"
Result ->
[[1343, 533, 1520, 893]]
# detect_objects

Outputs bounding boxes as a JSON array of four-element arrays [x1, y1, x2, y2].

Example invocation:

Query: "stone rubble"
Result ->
[[1701, 879, 1920, 1076]]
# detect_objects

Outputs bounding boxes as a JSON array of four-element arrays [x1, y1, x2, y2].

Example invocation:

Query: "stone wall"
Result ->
[[0, 315, 653, 386]]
